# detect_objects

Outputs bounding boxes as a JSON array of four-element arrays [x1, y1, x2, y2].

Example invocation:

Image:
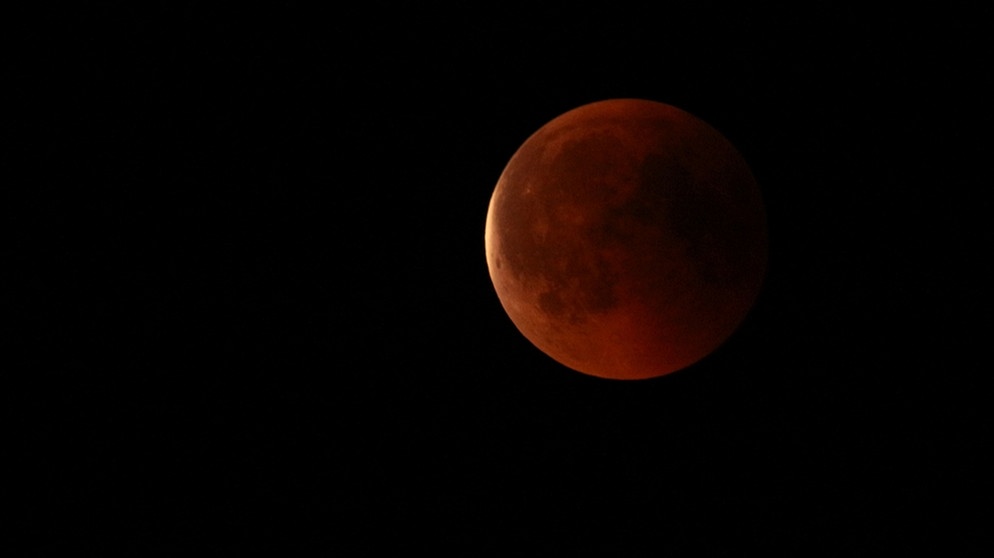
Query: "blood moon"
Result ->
[[485, 99, 767, 380]]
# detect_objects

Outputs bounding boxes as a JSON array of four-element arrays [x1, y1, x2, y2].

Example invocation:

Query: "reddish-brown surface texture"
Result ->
[[486, 99, 767, 379]]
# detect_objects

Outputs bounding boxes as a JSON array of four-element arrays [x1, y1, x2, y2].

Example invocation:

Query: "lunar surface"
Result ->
[[485, 99, 767, 380]]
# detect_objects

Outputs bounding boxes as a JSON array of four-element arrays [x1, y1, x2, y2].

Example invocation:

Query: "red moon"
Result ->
[[485, 99, 767, 380]]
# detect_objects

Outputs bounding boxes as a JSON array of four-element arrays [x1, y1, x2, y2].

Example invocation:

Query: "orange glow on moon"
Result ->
[[485, 99, 767, 380]]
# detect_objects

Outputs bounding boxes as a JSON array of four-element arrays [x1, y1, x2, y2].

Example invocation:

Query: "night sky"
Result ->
[[7, 5, 990, 554]]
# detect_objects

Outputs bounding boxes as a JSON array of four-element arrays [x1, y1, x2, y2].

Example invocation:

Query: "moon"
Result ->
[[485, 99, 767, 380]]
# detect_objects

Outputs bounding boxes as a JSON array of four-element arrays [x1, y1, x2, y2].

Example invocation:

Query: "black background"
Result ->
[[6, 5, 991, 554]]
